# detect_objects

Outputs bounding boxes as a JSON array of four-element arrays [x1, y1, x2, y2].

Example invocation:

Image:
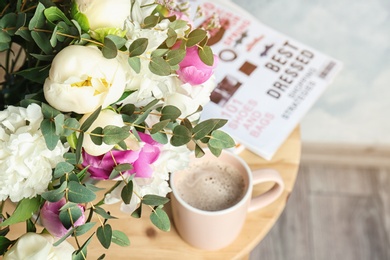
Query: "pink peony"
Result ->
[[82, 132, 161, 180], [177, 46, 217, 85], [40, 198, 86, 237]]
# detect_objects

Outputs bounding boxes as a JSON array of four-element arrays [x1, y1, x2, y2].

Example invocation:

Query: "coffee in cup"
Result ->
[[170, 148, 284, 250], [175, 160, 246, 211]]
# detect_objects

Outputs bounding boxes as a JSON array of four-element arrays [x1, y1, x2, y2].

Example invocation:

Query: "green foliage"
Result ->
[[112, 230, 130, 247], [97, 224, 112, 249], [150, 207, 170, 232], [0, 198, 40, 227], [41, 181, 67, 202], [67, 181, 96, 203], [0, 1, 235, 258], [0, 237, 12, 255]]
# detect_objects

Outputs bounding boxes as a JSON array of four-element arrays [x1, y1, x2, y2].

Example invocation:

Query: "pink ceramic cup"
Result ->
[[170, 148, 284, 250]]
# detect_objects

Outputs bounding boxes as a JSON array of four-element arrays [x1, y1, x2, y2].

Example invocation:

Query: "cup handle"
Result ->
[[248, 169, 285, 212]]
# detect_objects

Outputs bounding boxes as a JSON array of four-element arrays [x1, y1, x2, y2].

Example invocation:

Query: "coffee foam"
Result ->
[[176, 160, 246, 211]]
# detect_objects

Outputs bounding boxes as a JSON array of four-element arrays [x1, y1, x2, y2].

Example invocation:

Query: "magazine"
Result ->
[[189, 0, 343, 160]]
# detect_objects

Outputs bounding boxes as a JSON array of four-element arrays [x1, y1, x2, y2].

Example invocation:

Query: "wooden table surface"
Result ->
[[5, 128, 301, 259]]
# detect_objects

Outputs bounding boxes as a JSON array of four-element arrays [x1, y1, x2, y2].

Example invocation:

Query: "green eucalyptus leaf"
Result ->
[[102, 37, 118, 59], [85, 183, 105, 192], [55, 21, 70, 42], [180, 118, 193, 131], [142, 195, 169, 206], [208, 130, 235, 149], [59, 205, 83, 229], [41, 182, 66, 202], [40, 119, 60, 151], [143, 15, 160, 28], [54, 161, 75, 179], [14, 65, 50, 84], [169, 19, 188, 30], [103, 125, 130, 145], [54, 228, 74, 247], [64, 152, 77, 164], [128, 56, 141, 73], [151, 132, 168, 144], [63, 118, 80, 136], [141, 99, 160, 112], [30, 53, 55, 61], [149, 56, 171, 76], [112, 230, 130, 247], [160, 105, 181, 122], [170, 125, 191, 146], [207, 144, 222, 157], [166, 49, 185, 66], [150, 119, 170, 134], [0, 13, 17, 29], [121, 181, 133, 205], [28, 3, 46, 30], [106, 35, 127, 49], [120, 104, 135, 116], [131, 204, 142, 218], [117, 140, 127, 150], [186, 29, 207, 47], [41, 102, 61, 119], [94, 207, 117, 219], [54, 113, 65, 135], [0, 13, 17, 37], [129, 38, 148, 57], [0, 198, 40, 227], [44, 6, 72, 26], [31, 31, 53, 55], [74, 222, 96, 236], [115, 163, 133, 172], [97, 224, 112, 249], [198, 45, 214, 66], [109, 169, 120, 180], [151, 49, 169, 57], [165, 28, 177, 48], [60, 202, 79, 211], [67, 172, 80, 183], [67, 181, 96, 203], [150, 208, 170, 232], [192, 119, 228, 140], [133, 109, 151, 125], [91, 127, 103, 145], [75, 132, 84, 164], [0, 31, 11, 44], [194, 144, 205, 158], [80, 106, 101, 132]]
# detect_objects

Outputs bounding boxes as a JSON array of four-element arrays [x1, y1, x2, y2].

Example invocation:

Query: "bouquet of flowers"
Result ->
[[0, 0, 233, 258]]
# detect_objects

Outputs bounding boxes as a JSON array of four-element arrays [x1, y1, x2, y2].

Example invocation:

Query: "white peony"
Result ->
[[0, 104, 68, 202], [3, 233, 74, 260], [43, 45, 127, 114], [75, 0, 130, 30]]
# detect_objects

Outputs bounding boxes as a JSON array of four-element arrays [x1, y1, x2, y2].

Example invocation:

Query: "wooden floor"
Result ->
[[249, 162, 390, 260]]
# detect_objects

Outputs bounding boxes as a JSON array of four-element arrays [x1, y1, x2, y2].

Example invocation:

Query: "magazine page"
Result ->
[[188, 0, 342, 160]]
